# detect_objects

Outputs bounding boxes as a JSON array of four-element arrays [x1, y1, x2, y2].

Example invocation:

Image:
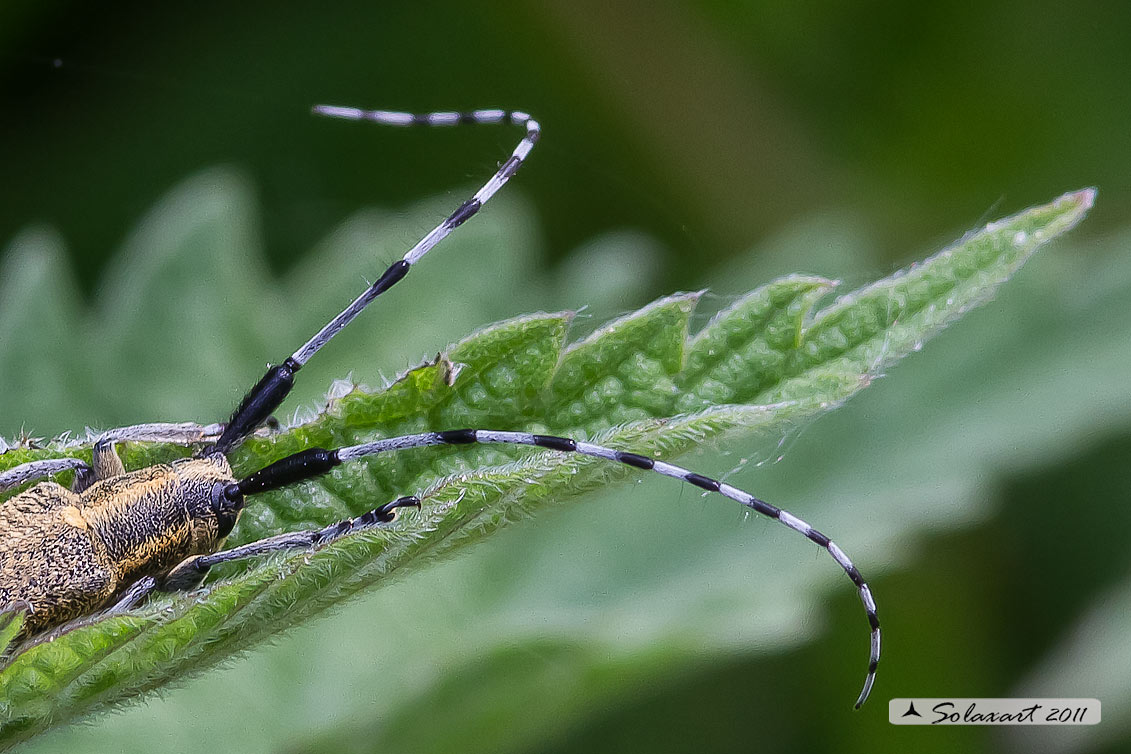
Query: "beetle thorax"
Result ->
[[79, 456, 236, 582]]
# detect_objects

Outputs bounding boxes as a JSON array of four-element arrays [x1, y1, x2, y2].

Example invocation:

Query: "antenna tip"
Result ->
[[312, 104, 361, 120]]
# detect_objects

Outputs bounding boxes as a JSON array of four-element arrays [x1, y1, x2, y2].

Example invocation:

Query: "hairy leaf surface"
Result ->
[[0, 184, 1093, 748]]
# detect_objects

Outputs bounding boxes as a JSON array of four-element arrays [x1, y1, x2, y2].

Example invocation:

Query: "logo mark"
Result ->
[[889, 698, 1101, 725]]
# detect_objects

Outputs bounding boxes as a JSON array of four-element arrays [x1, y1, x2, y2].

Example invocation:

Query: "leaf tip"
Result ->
[[1066, 186, 1097, 212], [1036, 186, 1097, 239]]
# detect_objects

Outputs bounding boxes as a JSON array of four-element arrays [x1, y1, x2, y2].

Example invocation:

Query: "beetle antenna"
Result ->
[[229, 428, 881, 708], [207, 107, 540, 455]]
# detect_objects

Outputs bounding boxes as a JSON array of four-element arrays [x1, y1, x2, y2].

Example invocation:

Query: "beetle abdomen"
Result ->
[[0, 483, 118, 634]]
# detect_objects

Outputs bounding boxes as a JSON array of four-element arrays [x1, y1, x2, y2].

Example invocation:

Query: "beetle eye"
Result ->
[[210, 482, 243, 538]]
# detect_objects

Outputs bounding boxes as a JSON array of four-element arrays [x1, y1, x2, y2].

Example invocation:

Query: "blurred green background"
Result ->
[[1, 1, 1130, 753]]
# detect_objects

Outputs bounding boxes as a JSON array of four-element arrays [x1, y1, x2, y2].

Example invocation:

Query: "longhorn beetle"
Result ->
[[0, 105, 881, 708]]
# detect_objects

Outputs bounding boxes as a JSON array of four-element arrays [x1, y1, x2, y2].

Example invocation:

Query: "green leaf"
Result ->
[[0, 181, 1093, 749], [0, 613, 23, 659], [311, 202, 1130, 754]]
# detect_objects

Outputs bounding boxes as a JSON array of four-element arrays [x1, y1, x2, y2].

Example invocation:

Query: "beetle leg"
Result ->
[[67, 437, 127, 491], [90, 438, 126, 482], [90, 421, 224, 447], [0, 457, 92, 494], [161, 496, 420, 592], [1, 423, 230, 495], [77, 422, 236, 491], [106, 576, 159, 613]]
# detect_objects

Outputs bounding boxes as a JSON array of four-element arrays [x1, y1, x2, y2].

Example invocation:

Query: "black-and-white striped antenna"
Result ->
[[209, 106, 540, 455], [0, 103, 882, 706], [198, 104, 881, 705], [290, 106, 541, 367], [227, 428, 882, 707]]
